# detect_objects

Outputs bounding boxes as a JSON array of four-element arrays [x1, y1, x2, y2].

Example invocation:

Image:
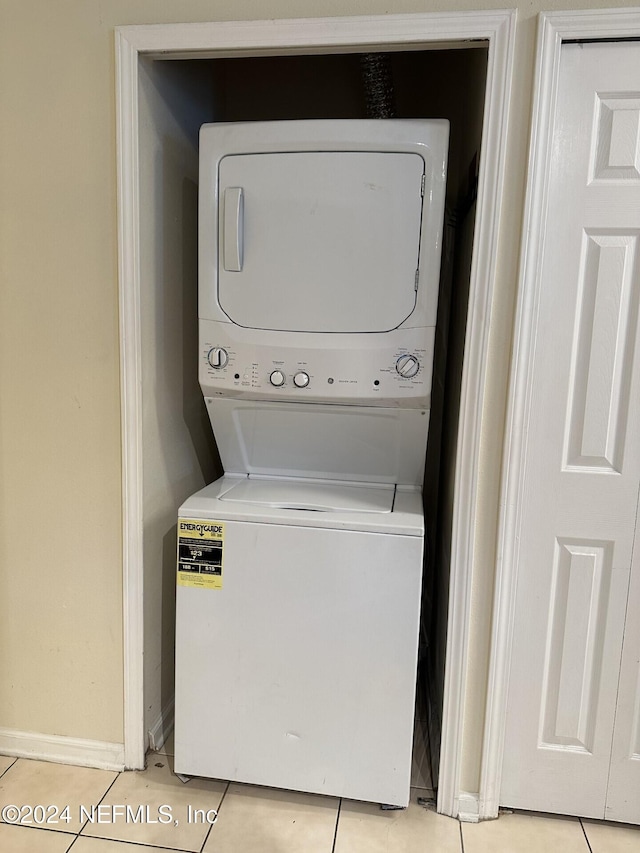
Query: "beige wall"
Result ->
[[0, 0, 625, 774]]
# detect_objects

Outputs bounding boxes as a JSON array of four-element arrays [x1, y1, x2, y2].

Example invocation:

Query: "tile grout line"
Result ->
[[72, 761, 223, 853], [198, 780, 230, 853], [579, 818, 595, 853], [330, 797, 343, 853], [0, 822, 76, 841], [0, 814, 182, 853], [0, 757, 17, 780], [459, 817, 465, 853], [76, 768, 122, 837], [0, 758, 119, 848], [67, 826, 196, 852], [65, 828, 81, 851]]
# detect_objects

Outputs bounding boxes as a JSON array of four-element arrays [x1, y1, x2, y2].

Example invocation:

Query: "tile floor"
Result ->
[[0, 734, 638, 852]]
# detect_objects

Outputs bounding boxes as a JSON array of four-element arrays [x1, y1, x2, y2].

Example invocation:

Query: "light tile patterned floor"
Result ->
[[0, 749, 638, 852]]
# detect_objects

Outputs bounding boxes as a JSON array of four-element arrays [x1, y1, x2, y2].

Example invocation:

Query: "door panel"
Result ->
[[501, 42, 640, 820], [565, 232, 639, 472], [217, 151, 424, 333]]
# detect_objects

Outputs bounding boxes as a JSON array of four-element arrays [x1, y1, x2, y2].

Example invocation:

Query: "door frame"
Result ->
[[115, 11, 517, 815], [483, 6, 640, 822]]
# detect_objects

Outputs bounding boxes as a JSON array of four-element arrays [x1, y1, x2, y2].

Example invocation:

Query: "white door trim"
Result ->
[[116, 26, 145, 771], [482, 6, 640, 821], [115, 12, 517, 808]]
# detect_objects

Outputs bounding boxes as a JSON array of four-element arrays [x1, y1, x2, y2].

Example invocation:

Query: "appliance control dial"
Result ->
[[270, 370, 285, 387], [396, 354, 420, 379], [293, 371, 310, 388], [208, 347, 229, 369]]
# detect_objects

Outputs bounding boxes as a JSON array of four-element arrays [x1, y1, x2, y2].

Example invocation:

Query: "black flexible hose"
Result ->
[[360, 53, 397, 119]]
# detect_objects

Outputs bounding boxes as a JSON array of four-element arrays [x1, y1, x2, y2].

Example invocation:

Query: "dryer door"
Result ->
[[216, 151, 424, 333]]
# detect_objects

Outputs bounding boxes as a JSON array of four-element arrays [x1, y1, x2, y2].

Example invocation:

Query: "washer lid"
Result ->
[[219, 478, 394, 513], [216, 151, 424, 333], [180, 475, 424, 535]]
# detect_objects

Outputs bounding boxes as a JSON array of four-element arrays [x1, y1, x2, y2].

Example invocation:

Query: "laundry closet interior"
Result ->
[[137, 44, 488, 798]]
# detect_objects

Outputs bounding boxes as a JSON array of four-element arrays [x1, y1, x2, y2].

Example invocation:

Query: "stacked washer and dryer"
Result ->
[[174, 119, 448, 808]]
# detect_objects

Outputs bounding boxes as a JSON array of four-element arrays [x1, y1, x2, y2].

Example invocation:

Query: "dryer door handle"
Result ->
[[223, 187, 244, 272]]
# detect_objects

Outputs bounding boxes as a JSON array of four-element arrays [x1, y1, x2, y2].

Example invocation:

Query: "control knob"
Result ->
[[269, 370, 285, 387], [293, 372, 310, 388], [396, 354, 420, 379], [208, 347, 229, 369]]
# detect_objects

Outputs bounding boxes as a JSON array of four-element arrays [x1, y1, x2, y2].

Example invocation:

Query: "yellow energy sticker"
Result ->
[[177, 519, 224, 589]]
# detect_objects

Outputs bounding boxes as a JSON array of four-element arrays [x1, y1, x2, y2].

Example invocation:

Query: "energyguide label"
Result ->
[[177, 519, 224, 590]]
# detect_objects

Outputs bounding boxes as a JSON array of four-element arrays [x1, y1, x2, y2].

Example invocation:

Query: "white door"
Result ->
[[501, 41, 640, 820]]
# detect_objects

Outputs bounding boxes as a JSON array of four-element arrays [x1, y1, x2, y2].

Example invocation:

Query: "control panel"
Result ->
[[199, 320, 435, 408]]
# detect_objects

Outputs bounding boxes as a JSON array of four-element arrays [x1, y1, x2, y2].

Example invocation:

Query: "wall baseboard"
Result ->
[[0, 728, 125, 771], [147, 697, 174, 753]]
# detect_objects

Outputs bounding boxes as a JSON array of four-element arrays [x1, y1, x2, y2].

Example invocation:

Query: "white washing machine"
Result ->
[[175, 119, 448, 807]]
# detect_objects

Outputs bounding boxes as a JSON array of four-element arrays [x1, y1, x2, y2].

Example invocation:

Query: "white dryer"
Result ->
[[175, 119, 448, 807]]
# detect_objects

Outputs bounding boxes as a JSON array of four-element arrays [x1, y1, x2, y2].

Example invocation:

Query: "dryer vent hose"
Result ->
[[360, 53, 397, 119]]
